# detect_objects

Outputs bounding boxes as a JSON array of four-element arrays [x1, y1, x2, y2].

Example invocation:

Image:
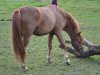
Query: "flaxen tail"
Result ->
[[12, 10, 26, 63]]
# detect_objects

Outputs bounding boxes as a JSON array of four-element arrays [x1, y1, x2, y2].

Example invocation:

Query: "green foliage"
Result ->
[[0, 0, 100, 75]]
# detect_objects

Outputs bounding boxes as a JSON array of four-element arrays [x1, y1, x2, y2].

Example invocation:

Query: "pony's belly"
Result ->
[[33, 27, 53, 36], [33, 31, 48, 36]]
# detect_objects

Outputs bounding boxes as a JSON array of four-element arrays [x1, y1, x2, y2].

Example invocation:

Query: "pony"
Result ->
[[12, 5, 84, 71]]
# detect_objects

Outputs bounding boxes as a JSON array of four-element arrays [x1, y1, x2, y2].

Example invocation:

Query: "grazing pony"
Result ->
[[12, 5, 84, 71]]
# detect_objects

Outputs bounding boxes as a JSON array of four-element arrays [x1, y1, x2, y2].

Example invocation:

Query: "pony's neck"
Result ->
[[64, 11, 84, 43]]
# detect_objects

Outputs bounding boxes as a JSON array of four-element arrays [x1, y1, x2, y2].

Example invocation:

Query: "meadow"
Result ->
[[0, 0, 100, 75]]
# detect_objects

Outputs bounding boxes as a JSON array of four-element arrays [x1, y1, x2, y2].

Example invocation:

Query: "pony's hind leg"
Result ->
[[47, 33, 54, 63], [23, 35, 31, 48], [21, 34, 32, 71], [54, 30, 70, 65]]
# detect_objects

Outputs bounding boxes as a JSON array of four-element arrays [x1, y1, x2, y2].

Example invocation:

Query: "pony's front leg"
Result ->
[[55, 30, 70, 65], [47, 33, 54, 63]]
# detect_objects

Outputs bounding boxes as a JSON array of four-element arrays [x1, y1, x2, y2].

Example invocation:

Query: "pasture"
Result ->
[[0, 0, 100, 75]]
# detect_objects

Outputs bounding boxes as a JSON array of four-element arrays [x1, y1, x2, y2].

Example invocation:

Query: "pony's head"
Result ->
[[70, 23, 84, 54], [71, 31, 84, 52], [65, 12, 84, 53]]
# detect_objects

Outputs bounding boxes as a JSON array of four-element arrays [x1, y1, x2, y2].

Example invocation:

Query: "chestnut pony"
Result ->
[[12, 5, 83, 71]]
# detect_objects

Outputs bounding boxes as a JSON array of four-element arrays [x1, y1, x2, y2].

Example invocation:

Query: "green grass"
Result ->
[[0, 0, 100, 75]]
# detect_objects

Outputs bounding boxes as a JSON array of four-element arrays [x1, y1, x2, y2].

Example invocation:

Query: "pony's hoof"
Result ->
[[65, 59, 70, 65], [21, 65, 28, 72], [65, 62, 70, 65], [47, 58, 52, 64], [48, 61, 52, 64]]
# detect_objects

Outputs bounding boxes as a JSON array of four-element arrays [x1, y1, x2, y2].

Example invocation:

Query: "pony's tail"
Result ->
[[12, 10, 26, 63], [52, 0, 57, 5]]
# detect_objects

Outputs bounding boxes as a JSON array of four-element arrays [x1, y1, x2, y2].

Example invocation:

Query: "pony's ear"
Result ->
[[77, 32, 81, 36]]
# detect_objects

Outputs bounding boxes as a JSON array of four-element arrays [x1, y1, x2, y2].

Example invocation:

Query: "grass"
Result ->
[[0, 0, 100, 75]]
